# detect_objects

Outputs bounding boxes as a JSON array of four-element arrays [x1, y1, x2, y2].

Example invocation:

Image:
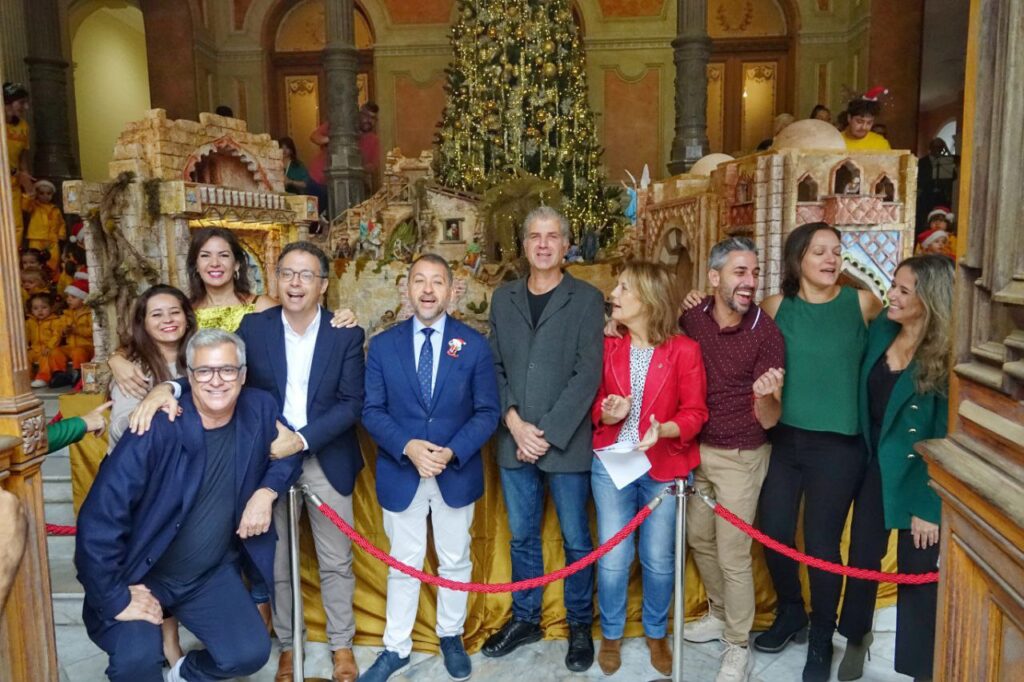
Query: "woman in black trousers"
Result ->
[[837, 255, 952, 681]]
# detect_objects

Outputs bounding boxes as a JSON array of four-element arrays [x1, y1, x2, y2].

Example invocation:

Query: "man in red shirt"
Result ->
[[679, 237, 786, 682]]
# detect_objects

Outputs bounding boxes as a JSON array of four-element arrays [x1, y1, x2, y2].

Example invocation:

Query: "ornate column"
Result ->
[[0, 62, 57, 682], [322, 0, 365, 218], [23, 0, 78, 181], [667, 0, 711, 175]]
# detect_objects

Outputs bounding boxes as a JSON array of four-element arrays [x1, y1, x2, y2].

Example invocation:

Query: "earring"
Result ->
[[234, 270, 239, 280]]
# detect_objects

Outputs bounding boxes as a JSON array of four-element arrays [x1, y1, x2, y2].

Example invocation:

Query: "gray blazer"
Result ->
[[488, 271, 605, 472]]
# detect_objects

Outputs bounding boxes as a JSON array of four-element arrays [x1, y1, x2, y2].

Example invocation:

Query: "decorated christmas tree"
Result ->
[[433, 0, 620, 242]]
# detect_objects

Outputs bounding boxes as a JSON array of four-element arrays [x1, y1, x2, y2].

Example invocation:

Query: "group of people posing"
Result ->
[[74, 208, 952, 682]]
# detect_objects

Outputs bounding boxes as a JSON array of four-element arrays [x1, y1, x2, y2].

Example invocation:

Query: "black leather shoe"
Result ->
[[803, 623, 835, 682], [754, 602, 808, 653], [481, 618, 542, 658], [565, 622, 594, 672]]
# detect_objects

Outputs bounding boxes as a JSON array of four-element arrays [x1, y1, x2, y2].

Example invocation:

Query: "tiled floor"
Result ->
[[55, 608, 913, 681]]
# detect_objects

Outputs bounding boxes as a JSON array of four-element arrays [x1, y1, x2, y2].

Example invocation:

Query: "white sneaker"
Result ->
[[164, 656, 185, 682], [716, 641, 754, 682], [684, 612, 727, 643], [30, 379, 47, 388]]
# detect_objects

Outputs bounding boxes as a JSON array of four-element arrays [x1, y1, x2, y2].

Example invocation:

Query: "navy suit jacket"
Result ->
[[362, 316, 500, 512], [236, 306, 366, 496], [75, 389, 289, 627]]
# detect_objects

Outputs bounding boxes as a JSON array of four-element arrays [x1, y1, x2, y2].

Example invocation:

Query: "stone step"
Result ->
[[47, 535, 81, 593], [43, 474, 73, 505], [52, 592, 84, 626]]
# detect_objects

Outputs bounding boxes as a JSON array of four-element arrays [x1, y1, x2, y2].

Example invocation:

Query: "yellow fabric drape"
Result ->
[[67, 406, 897, 654]]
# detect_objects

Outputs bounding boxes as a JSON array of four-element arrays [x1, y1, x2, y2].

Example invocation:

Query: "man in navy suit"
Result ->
[[360, 254, 500, 682], [134, 242, 365, 682], [76, 329, 294, 681]]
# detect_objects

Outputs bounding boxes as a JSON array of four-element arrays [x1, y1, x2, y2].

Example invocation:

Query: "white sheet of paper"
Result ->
[[595, 442, 652, 490]]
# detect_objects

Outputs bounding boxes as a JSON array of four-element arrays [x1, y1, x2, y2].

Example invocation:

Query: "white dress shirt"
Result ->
[[412, 314, 446, 395], [282, 309, 321, 447]]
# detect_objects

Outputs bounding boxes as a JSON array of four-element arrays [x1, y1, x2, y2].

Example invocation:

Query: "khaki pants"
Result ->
[[687, 442, 771, 644]]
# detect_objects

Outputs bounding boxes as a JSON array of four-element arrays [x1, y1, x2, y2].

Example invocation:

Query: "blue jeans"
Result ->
[[591, 458, 675, 639], [499, 465, 594, 625]]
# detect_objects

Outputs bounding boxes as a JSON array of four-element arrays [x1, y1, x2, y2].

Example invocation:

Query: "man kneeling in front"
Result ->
[[75, 328, 299, 681]]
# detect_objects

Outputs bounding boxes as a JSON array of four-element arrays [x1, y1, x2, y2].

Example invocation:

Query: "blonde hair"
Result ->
[[899, 256, 954, 395], [620, 261, 680, 347]]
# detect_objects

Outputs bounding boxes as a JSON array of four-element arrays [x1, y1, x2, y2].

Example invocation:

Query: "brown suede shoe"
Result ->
[[597, 638, 621, 675], [274, 649, 293, 682], [646, 636, 672, 676], [332, 648, 359, 682]]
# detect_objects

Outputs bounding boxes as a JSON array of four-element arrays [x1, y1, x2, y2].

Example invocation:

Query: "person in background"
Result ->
[[279, 137, 310, 195], [916, 140, 958, 236], [358, 102, 381, 194], [47, 400, 112, 453], [592, 262, 708, 677], [841, 98, 891, 151], [26, 292, 71, 388], [59, 279, 94, 380], [836, 255, 952, 682], [5, 82, 33, 246], [484, 206, 605, 673], [918, 207, 957, 258], [20, 265, 51, 307], [809, 105, 832, 123], [214, 105, 234, 117], [679, 237, 786, 682], [752, 223, 882, 682], [308, 121, 331, 215], [22, 179, 65, 272]]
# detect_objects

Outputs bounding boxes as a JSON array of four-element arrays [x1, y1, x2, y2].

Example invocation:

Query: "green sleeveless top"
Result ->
[[775, 286, 867, 435]]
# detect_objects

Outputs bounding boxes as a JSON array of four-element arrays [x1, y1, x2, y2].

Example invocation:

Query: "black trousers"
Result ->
[[758, 424, 867, 627], [838, 456, 889, 641], [894, 529, 939, 679]]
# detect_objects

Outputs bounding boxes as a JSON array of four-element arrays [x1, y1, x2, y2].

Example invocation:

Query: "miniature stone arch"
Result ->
[[797, 174, 818, 202], [873, 173, 896, 202], [832, 160, 862, 196], [182, 136, 274, 192]]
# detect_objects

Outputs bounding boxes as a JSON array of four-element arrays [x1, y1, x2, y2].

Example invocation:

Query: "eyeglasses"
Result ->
[[277, 268, 324, 284], [188, 365, 243, 383]]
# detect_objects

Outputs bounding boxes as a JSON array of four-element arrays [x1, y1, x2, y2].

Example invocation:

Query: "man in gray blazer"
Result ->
[[482, 206, 605, 672]]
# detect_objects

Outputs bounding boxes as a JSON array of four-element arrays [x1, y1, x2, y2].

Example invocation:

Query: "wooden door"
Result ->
[[707, 43, 790, 155]]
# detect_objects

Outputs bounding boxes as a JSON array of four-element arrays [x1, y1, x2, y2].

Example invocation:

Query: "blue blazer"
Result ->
[[75, 389, 290, 628], [362, 316, 500, 512], [235, 306, 366, 496]]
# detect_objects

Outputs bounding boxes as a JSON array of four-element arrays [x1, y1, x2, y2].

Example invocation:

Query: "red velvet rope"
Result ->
[[315, 500, 653, 593], [708, 498, 940, 585], [46, 523, 76, 536]]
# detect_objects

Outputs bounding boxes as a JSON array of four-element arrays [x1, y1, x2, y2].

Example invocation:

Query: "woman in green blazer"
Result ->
[[838, 255, 953, 682]]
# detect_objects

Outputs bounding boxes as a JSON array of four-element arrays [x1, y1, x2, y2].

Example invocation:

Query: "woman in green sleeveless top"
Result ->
[[753, 223, 882, 682]]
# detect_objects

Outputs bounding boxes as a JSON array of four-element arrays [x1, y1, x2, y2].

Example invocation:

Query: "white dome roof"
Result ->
[[772, 119, 846, 151], [689, 153, 735, 176]]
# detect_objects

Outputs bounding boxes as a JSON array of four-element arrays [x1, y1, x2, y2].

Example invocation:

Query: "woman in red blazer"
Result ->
[[591, 261, 708, 675]]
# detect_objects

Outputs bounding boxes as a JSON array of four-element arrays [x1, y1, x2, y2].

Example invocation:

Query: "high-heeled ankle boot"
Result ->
[[838, 632, 873, 680], [803, 623, 835, 682]]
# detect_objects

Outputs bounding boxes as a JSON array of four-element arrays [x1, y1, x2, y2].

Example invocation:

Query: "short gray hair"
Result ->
[[185, 328, 247, 368], [411, 253, 453, 284], [521, 206, 571, 242], [709, 237, 758, 271]]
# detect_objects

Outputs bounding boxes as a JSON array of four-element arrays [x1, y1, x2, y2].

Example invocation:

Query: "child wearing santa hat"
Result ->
[[22, 178, 65, 276], [60, 277, 94, 373], [919, 206, 957, 258]]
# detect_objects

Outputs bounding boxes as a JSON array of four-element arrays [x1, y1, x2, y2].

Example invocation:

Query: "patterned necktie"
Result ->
[[417, 328, 434, 404]]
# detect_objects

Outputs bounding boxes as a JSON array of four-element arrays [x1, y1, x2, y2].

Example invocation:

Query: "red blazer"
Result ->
[[592, 333, 708, 481]]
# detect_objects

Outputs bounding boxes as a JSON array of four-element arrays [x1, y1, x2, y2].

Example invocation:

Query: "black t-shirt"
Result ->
[[150, 421, 237, 585], [528, 288, 556, 327], [868, 353, 903, 454]]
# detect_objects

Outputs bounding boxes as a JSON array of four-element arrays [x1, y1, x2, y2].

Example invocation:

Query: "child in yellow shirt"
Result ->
[[5, 82, 32, 246], [20, 266, 51, 307], [60, 279, 94, 372], [25, 293, 69, 388], [22, 179, 64, 275]]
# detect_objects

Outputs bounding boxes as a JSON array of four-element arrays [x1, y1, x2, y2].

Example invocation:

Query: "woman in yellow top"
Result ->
[[108, 227, 356, 397], [841, 98, 892, 151], [22, 179, 65, 271], [4, 82, 33, 245]]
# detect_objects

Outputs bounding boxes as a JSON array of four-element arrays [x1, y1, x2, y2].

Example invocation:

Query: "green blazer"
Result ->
[[859, 313, 947, 529], [46, 417, 86, 454]]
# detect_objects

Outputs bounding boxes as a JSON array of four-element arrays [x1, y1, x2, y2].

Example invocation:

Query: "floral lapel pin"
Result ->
[[447, 338, 466, 358]]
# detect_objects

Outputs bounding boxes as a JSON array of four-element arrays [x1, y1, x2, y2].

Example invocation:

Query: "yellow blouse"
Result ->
[[195, 303, 256, 332], [6, 117, 28, 171]]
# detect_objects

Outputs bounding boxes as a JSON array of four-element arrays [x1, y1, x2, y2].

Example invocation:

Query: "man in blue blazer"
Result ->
[[360, 254, 500, 682], [76, 329, 293, 682], [134, 242, 365, 681]]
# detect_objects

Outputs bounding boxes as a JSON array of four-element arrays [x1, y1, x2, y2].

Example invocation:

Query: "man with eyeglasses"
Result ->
[[131, 242, 366, 682], [76, 328, 294, 681]]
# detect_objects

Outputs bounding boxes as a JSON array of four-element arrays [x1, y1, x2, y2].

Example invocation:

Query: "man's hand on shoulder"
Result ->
[[128, 383, 180, 435], [237, 488, 277, 538], [115, 584, 163, 625], [403, 439, 447, 478]]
